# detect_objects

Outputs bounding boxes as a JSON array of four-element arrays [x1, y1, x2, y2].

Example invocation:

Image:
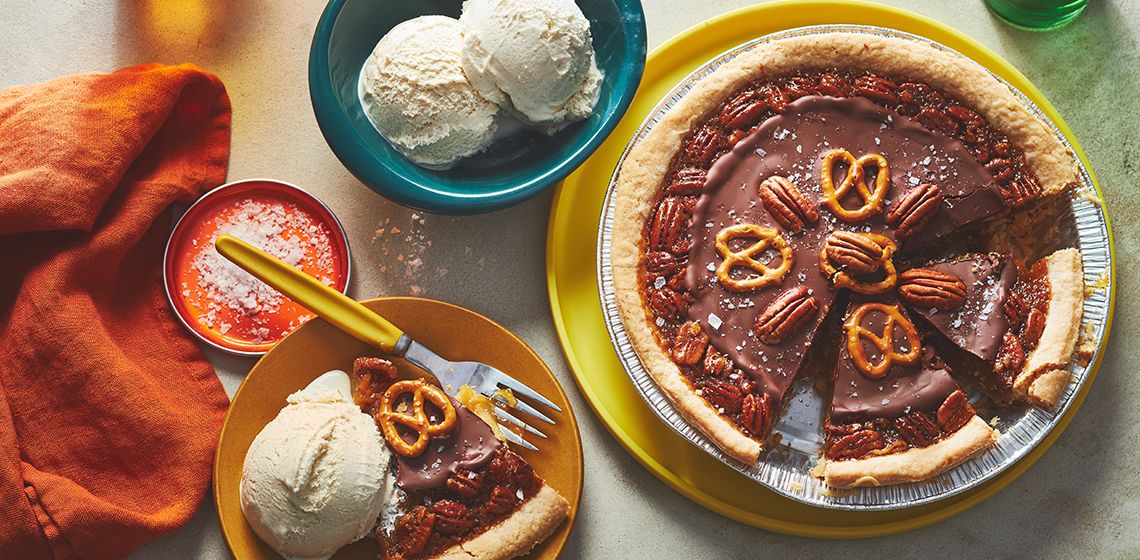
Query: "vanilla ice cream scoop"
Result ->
[[240, 370, 391, 560], [359, 16, 499, 169], [460, 0, 603, 130]]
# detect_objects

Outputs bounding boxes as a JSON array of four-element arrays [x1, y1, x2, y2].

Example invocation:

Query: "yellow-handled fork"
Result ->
[[215, 234, 558, 451]]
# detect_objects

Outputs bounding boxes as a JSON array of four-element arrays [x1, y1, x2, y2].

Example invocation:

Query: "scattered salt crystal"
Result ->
[[653, 276, 666, 289], [755, 148, 767, 157], [882, 399, 890, 405], [707, 262, 716, 271], [708, 313, 723, 330]]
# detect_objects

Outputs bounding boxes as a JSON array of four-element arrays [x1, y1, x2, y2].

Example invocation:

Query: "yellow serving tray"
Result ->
[[546, 0, 1114, 538]]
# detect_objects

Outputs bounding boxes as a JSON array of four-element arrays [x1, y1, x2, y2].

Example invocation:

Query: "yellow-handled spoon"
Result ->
[[215, 234, 556, 450]]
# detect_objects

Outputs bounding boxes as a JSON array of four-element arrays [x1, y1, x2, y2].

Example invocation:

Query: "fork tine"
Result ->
[[497, 424, 539, 452], [503, 396, 556, 425], [493, 406, 548, 439], [488, 371, 563, 413]]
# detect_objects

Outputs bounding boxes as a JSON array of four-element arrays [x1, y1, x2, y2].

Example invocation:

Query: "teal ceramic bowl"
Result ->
[[309, 0, 646, 214]]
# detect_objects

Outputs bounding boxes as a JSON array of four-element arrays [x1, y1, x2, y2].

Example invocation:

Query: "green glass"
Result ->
[[985, 0, 1088, 30]]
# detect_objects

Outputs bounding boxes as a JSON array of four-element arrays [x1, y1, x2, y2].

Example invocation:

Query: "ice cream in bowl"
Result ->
[[309, 0, 646, 213]]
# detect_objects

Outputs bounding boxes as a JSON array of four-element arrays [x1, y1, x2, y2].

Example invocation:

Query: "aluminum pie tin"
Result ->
[[596, 25, 1113, 510], [163, 178, 352, 356]]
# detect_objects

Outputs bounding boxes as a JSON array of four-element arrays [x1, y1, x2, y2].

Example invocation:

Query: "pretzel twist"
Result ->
[[377, 379, 457, 458], [844, 302, 922, 379], [820, 149, 891, 222], [714, 224, 793, 292], [818, 233, 898, 294]]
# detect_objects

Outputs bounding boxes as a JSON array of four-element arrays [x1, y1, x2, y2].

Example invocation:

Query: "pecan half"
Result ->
[[648, 197, 692, 254], [886, 183, 942, 238], [985, 158, 1015, 184], [947, 105, 984, 126], [993, 331, 1026, 386], [827, 429, 885, 460], [667, 167, 708, 195], [671, 321, 708, 366], [898, 268, 967, 310], [700, 378, 744, 414], [393, 506, 435, 556], [487, 484, 519, 516], [760, 84, 788, 113], [916, 107, 959, 136], [936, 389, 974, 433], [431, 500, 473, 535], [752, 285, 819, 344], [783, 76, 819, 99], [1004, 290, 1028, 328], [488, 448, 527, 486], [740, 392, 774, 437], [895, 411, 941, 447], [1021, 307, 1046, 349], [824, 231, 887, 276], [720, 90, 768, 129], [445, 469, 484, 499], [703, 349, 734, 377], [758, 176, 819, 233], [852, 74, 899, 104], [647, 286, 690, 320], [645, 251, 686, 277], [817, 72, 850, 97], [685, 126, 724, 165]]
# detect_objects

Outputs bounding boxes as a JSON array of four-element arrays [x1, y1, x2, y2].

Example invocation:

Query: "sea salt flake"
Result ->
[[708, 313, 723, 330], [653, 276, 666, 289]]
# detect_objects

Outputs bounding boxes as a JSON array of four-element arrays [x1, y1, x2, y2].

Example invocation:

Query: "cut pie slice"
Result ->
[[900, 249, 1083, 409], [814, 295, 997, 488], [351, 358, 569, 560]]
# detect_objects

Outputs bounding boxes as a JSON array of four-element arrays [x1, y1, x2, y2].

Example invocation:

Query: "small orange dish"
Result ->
[[164, 179, 351, 355]]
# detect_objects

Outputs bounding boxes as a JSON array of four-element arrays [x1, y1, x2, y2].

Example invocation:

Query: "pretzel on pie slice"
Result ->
[[844, 302, 922, 379], [377, 379, 458, 458], [818, 233, 898, 294], [714, 224, 793, 292], [820, 149, 891, 222]]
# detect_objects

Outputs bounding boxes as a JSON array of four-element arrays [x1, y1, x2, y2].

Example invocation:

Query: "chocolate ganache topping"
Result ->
[[684, 95, 996, 406], [832, 294, 958, 422], [395, 397, 501, 491], [910, 253, 1015, 362]]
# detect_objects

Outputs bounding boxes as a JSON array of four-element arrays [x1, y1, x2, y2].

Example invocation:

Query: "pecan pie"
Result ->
[[351, 358, 569, 560], [610, 32, 1085, 485]]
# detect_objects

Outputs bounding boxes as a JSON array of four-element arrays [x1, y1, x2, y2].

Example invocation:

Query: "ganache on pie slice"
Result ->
[[676, 95, 1003, 441], [900, 249, 1079, 410], [899, 252, 1023, 404], [818, 293, 995, 487], [350, 358, 561, 560]]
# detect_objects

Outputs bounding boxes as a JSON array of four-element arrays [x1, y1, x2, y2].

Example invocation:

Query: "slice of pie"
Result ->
[[900, 249, 1083, 409], [815, 294, 997, 488], [351, 357, 569, 560], [608, 30, 1085, 484]]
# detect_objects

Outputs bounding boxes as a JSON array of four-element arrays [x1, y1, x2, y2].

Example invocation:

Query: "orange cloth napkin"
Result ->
[[0, 64, 232, 559]]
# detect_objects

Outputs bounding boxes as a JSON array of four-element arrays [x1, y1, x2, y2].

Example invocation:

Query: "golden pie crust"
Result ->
[[431, 484, 569, 560], [611, 32, 1085, 476], [813, 416, 998, 489], [1016, 248, 1083, 409]]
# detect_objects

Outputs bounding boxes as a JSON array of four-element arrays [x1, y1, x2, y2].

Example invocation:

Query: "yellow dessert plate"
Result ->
[[215, 297, 583, 559], [546, 0, 1114, 538]]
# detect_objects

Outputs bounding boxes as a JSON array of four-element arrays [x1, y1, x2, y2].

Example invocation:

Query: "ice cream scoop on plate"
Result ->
[[240, 370, 392, 560]]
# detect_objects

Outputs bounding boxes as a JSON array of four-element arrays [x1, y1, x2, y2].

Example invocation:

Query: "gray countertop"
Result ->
[[4, 1, 1137, 558]]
